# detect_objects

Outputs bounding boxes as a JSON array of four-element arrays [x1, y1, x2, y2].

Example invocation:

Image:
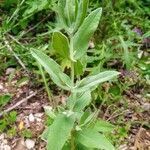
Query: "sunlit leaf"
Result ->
[[94, 119, 115, 133], [74, 71, 120, 92], [0, 94, 11, 107], [73, 91, 91, 112], [52, 32, 70, 59], [73, 8, 102, 60], [76, 128, 115, 150], [47, 114, 75, 150], [31, 49, 72, 90], [57, 0, 68, 28], [74, 0, 89, 31]]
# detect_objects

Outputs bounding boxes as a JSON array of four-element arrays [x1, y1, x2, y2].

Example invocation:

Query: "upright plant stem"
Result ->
[[70, 35, 76, 150], [70, 37, 76, 104], [71, 61, 74, 86], [38, 62, 52, 103], [70, 36, 75, 85], [71, 130, 75, 150]]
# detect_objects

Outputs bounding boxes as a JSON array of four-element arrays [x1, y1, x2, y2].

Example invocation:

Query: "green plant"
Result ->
[[0, 94, 12, 107], [0, 111, 17, 136], [21, 129, 32, 138], [88, 0, 149, 71], [31, 0, 120, 150], [37, 62, 52, 102]]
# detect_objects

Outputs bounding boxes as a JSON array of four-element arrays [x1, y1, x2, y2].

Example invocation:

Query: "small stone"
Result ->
[[0, 84, 3, 90], [135, 94, 142, 99], [6, 68, 15, 75], [3, 145, 11, 150], [34, 113, 43, 122], [142, 103, 150, 111], [88, 41, 95, 49], [3, 139, 8, 144], [0, 143, 5, 150], [61, 96, 67, 105], [24, 117, 30, 128], [3, 89, 9, 93], [28, 114, 35, 122], [118, 144, 128, 150], [0, 134, 5, 140], [138, 50, 143, 59], [34, 113, 43, 118], [35, 118, 42, 122], [25, 139, 35, 149]]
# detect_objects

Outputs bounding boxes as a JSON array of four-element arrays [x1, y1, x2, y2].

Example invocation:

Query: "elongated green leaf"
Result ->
[[74, 0, 89, 31], [57, 0, 68, 28], [47, 114, 75, 150], [80, 110, 93, 125], [74, 60, 84, 76], [67, 90, 91, 111], [62, 143, 71, 150], [67, 0, 76, 24], [94, 120, 115, 133], [74, 56, 87, 76], [74, 0, 78, 20], [52, 32, 70, 59], [76, 129, 115, 150], [119, 36, 131, 69], [80, 111, 97, 127], [74, 71, 119, 92], [44, 106, 56, 119], [64, 0, 71, 26], [41, 127, 51, 142], [31, 49, 71, 90], [66, 94, 76, 110], [73, 8, 102, 60], [76, 143, 94, 150], [62, 0, 76, 28], [0, 94, 11, 107], [73, 91, 91, 112]]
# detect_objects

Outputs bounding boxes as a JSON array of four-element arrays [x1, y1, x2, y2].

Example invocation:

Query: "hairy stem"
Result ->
[[70, 36, 75, 86], [71, 61, 74, 86], [70, 36, 76, 149]]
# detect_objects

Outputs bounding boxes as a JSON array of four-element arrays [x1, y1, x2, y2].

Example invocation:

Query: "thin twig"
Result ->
[[0, 91, 37, 117], [18, 13, 51, 38], [107, 110, 128, 121], [102, 104, 117, 119], [3, 37, 29, 74], [8, 0, 25, 23], [8, 34, 27, 50]]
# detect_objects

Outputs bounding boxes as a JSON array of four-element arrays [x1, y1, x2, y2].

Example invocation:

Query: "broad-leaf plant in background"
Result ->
[[31, 0, 120, 149]]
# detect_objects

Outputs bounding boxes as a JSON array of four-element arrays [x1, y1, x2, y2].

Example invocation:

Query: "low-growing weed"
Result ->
[[0, 94, 12, 107], [0, 111, 17, 136]]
